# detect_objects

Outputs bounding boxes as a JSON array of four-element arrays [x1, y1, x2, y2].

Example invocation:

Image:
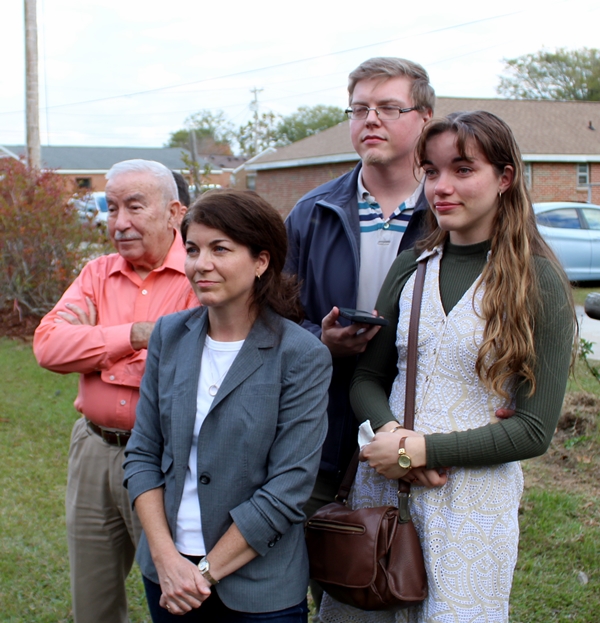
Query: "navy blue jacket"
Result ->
[[284, 163, 429, 478]]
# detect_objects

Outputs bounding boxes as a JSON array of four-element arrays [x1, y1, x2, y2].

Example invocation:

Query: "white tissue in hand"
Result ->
[[358, 420, 375, 449]]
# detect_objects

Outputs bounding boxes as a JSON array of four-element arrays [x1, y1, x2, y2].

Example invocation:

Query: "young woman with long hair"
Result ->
[[318, 111, 575, 623]]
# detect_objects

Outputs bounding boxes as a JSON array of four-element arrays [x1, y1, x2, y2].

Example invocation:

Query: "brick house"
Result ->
[[239, 98, 600, 218], [0, 145, 245, 192]]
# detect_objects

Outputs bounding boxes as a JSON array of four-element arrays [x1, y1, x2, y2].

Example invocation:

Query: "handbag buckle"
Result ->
[[397, 491, 411, 523]]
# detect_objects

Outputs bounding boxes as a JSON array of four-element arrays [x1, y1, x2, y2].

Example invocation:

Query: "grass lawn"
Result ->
[[570, 282, 600, 307], [0, 339, 148, 623], [0, 333, 599, 622]]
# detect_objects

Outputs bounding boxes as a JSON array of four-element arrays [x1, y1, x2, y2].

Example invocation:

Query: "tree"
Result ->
[[275, 105, 346, 145], [497, 47, 600, 101], [236, 111, 282, 157], [0, 158, 109, 316], [166, 110, 234, 155]]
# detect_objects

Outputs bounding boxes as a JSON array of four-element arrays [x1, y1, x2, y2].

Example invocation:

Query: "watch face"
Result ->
[[198, 560, 209, 573], [398, 455, 412, 469]]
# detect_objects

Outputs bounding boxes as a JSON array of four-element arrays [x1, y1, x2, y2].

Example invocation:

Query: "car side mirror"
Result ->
[[584, 293, 600, 320]]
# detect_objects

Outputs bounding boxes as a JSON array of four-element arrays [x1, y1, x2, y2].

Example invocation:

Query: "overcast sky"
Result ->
[[1, 0, 599, 150]]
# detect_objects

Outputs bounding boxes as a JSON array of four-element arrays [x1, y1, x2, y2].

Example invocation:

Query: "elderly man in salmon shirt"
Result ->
[[34, 159, 198, 623]]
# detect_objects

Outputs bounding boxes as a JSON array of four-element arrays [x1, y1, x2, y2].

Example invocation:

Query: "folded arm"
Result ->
[[33, 263, 150, 374]]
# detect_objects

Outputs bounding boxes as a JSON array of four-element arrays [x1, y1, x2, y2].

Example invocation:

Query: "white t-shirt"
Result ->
[[174, 335, 244, 555]]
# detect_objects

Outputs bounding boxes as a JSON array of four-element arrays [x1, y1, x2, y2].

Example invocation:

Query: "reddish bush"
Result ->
[[0, 158, 108, 317]]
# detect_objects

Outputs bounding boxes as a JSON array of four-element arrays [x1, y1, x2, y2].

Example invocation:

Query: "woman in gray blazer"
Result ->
[[124, 190, 332, 622]]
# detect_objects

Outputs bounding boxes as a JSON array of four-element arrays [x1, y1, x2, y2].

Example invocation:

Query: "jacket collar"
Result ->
[[170, 308, 279, 479], [317, 163, 362, 213]]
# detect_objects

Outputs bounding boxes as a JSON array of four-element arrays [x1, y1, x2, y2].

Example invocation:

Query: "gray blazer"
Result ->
[[124, 306, 331, 613]]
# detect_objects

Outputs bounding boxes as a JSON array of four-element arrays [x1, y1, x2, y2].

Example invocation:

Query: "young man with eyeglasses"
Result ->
[[284, 57, 435, 519]]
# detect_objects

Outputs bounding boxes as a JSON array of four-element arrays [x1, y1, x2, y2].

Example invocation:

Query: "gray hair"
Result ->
[[348, 57, 435, 113], [106, 159, 178, 203]]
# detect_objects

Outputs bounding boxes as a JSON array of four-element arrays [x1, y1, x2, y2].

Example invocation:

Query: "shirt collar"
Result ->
[[357, 172, 425, 212], [109, 228, 186, 278], [357, 172, 377, 205]]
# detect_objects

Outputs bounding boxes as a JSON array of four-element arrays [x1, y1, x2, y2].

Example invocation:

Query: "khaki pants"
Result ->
[[66, 418, 142, 623]]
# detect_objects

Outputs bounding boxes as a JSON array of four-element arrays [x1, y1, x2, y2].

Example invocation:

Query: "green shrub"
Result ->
[[0, 159, 107, 317]]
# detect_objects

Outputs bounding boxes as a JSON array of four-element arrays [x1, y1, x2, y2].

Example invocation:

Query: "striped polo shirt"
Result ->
[[356, 174, 423, 313]]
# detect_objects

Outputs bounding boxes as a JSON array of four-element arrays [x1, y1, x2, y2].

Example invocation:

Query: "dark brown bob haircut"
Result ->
[[181, 189, 303, 324]]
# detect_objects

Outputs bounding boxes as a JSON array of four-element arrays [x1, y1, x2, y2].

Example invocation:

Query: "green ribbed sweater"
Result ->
[[350, 240, 574, 469]]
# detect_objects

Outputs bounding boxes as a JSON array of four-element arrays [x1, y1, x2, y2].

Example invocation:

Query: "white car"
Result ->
[[74, 192, 108, 228], [534, 201, 600, 281]]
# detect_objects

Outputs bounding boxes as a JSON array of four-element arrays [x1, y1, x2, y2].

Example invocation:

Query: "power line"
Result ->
[[0, 10, 520, 116]]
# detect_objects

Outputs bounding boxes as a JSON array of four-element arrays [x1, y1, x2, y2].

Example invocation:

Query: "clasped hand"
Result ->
[[360, 429, 448, 488], [157, 552, 212, 615]]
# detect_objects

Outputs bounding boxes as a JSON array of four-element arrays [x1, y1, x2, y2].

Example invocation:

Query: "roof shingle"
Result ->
[[251, 98, 600, 167]]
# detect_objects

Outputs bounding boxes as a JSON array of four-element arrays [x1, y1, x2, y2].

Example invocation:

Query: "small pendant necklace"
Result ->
[[207, 347, 227, 397]]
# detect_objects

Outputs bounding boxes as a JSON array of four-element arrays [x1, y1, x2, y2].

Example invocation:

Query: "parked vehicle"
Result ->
[[534, 202, 600, 281], [74, 192, 108, 228]]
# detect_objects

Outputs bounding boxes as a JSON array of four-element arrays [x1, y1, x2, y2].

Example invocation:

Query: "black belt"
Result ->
[[86, 419, 131, 447]]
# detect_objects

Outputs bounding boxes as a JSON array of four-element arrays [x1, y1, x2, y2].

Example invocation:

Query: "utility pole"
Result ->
[[250, 87, 263, 156], [24, 0, 41, 170], [188, 128, 200, 199]]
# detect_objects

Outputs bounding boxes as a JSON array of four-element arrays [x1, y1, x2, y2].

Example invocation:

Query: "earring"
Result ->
[[498, 190, 502, 199], [256, 272, 261, 281]]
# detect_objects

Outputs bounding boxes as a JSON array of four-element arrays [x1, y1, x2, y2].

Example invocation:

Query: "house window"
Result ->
[[246, 174, 256, 191], [76, 177, 92, 189], [578, 163, 590, 186], [524, 163, 532, 189]]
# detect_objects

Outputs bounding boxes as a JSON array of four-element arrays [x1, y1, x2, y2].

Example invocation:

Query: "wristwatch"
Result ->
[[197, 556, 219, 585], [397, 437, 412, 470]]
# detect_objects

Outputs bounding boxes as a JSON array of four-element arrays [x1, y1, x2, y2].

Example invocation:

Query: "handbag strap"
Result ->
[[397, 259, 427, 517], [334, 258, 428, 508], [404, 259, 427, 432]]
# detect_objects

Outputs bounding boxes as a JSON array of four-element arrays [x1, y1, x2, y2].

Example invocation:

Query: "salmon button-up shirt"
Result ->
[[34, 230, 198, 430]]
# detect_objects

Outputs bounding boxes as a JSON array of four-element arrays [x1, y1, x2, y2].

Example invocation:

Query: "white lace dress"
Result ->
[[319, 247, 524, 623]]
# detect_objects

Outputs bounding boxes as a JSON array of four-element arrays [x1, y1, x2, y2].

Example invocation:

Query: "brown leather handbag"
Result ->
[[305, 260, 428, 611]]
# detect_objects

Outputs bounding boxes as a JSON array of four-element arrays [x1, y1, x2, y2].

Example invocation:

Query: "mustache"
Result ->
[[113, 232, 142, 241]]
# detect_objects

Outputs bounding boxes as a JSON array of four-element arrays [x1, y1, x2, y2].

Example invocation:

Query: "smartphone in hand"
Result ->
[[338, 307, 389, 326]]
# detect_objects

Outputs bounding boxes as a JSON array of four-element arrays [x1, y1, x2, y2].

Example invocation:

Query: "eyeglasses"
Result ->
[[344, 106, 419, 120]]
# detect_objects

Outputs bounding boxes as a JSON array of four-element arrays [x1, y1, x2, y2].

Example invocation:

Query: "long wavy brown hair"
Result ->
[[415, 110, 574, 398]]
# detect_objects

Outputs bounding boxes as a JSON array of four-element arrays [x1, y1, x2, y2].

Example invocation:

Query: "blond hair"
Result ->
[[348, 57, 435, 112]]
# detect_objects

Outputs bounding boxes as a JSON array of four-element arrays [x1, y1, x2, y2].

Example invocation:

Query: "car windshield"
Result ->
[[96, 195, 108, 213], [536, 209, 581, 229]]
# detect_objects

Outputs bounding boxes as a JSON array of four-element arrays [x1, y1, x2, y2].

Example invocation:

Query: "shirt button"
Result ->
[[110, 375, 115, 381], [142, 289, 148, 295], [120, 400, 126, 406], [383, 222, 390, 230]]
